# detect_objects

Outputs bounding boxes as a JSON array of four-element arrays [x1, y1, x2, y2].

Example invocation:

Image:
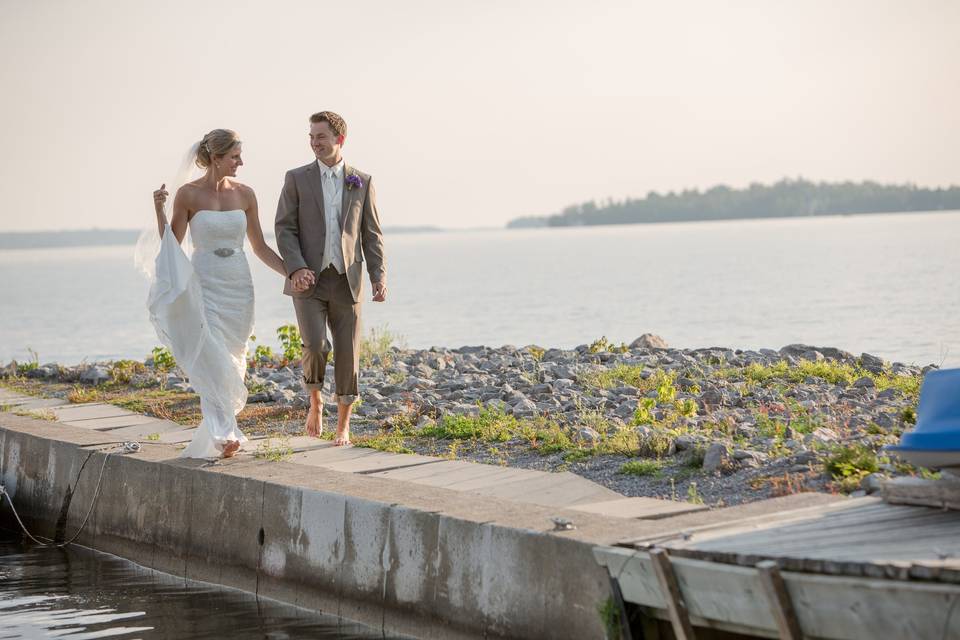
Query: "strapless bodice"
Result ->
[[190, 210, 247, 251]]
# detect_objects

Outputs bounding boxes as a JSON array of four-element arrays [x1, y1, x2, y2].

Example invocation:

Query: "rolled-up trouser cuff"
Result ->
[[303, 381, 325, 391], [334, 393, 358, 405]]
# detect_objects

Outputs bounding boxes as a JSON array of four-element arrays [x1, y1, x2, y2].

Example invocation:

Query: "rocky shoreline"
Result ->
[[0, 334, 932, 507]]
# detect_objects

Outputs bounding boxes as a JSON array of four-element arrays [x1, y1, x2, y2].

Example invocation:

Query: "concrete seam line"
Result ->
[[353, 459, 447, 475], [255, 478, 266, 598]]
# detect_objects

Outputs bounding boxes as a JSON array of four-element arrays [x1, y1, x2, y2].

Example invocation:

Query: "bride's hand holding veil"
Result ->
[[152, 183, 169, 235]]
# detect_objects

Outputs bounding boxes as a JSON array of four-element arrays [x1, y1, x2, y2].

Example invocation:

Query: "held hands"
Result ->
[[153, 183, 168, 215], [372, 281, 387, 302], [291, 268, 316, 293]]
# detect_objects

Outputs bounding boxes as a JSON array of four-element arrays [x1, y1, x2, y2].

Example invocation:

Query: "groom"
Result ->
[[275, 110, 387, 445]]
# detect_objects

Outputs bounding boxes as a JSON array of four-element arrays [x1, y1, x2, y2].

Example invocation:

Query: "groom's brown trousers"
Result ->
[[292, 266, 361, 405]]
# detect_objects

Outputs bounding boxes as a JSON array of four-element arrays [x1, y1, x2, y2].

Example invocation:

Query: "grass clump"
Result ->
[[68, 385, 102, 403], [16, 348, 40, 374], [360, 325, 405, 368], [420, 407, 518, 442], [354, 431, 414, 454], [900, 406, 917, 425], [14, 408, 56, 421], [824, 444, 879, 492], [110, 359, 146, 385], [588, 336, 629, 354], [580, 363, 646, 389], [254, 437, 294, 462], [520, 419, 574, 454], [618, 459, 664, 477]]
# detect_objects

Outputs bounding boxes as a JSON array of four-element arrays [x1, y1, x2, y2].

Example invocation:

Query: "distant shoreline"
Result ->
[[507, 178, 960, 228]]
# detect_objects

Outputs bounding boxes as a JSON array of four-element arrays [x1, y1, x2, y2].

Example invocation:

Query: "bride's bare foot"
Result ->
[[305, 405, 322, 438], [222, 440, 241, 458]]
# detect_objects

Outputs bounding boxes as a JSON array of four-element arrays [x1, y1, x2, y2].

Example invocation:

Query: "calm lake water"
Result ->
[[0, 539, 394, 639], [1, 211, 959, 367]]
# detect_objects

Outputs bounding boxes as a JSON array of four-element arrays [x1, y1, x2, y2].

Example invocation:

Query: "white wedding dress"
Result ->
[[147, 210, 254, 458]]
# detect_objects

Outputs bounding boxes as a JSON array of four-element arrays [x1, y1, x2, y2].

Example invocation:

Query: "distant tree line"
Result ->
[[506, 179, 960, 228]]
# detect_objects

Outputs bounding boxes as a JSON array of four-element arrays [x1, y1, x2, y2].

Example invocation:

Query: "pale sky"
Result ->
[[0, 0, 957, 232]]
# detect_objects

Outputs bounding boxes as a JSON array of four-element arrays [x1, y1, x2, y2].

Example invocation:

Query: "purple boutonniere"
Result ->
[[345, 174, 364, 190]]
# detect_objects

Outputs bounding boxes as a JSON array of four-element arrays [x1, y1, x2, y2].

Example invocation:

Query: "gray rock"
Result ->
[[510, 398, 538, 417], [80, 365, 110, 385], [130, 373, 159, 388], [859, 352, 886, 373], [248, 391, 271, 403], [574, 426, 601, 444], [270, 389, 296, 404], [809, 427, 839, 444], [860, 472, 887, 494], [450, 402, 480, 418], [733, 449, 767, 462], [630, 334, 668, 350], [780, 344, 855, 363], [873, 412, 896, 429], [702, 442, 729, 473], [485, 398, 509, 412], [698, 387, 722, 406], [674, 435, 697, 451], [852, 376, 876, 389], [615, 399, 639, 419]]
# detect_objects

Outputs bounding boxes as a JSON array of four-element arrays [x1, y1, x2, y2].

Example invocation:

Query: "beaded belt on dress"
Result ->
[[200, 247, 243, 257]]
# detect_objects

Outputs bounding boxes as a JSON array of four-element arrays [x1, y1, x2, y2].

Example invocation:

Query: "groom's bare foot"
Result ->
[[305, 405, 323, 437], [222, 440, 241, 458], [334, 401, 352, 446]]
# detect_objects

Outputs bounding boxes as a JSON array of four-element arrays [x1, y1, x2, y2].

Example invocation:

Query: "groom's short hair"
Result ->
[[309, 111, 347, 138]]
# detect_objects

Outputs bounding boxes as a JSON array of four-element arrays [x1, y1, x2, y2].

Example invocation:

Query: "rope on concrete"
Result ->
[[0, 445, 116, 548]]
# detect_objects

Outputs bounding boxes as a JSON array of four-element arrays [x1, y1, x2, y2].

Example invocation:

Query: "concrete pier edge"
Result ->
[[0, 412, 839, 639]]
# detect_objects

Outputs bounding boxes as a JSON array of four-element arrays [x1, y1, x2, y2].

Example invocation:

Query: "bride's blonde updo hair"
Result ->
[[196, 129, 241, 169]]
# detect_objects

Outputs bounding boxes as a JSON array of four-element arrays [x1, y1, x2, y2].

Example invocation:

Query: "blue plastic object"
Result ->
[[891, 368, 960, 452]]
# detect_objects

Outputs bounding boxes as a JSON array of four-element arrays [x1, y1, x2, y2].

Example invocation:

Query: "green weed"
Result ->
[[276, 324, 303, 362], [151, 346, 177, 373], [618, 459, 664, 477], [255, 437, 294, 462], [825, 444, 879, 492]]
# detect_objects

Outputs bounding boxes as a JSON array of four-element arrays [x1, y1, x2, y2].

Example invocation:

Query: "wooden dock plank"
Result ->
[[595, 546, 960, 640]]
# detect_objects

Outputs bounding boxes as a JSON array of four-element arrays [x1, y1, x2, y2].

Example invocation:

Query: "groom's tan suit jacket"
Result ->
[[275, 161, 386, 302]]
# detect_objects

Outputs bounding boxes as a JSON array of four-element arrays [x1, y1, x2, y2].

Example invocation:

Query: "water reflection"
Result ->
[[0, 538, 397, 639]]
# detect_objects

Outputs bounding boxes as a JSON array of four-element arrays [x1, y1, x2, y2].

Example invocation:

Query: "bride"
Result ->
[[146, 129, 285, 458]]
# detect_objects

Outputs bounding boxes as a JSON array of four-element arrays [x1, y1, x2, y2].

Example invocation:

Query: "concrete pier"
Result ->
[[0, 394, 840, 639], [0, 414, 616, 638]]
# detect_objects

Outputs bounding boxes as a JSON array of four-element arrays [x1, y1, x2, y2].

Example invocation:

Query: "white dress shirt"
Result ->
[[318, 159, 346, 274]]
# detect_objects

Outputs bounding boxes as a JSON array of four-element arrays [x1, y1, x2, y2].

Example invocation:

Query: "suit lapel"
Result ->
[[305, 162, 327, 237], [340, 164, 357, 228]]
